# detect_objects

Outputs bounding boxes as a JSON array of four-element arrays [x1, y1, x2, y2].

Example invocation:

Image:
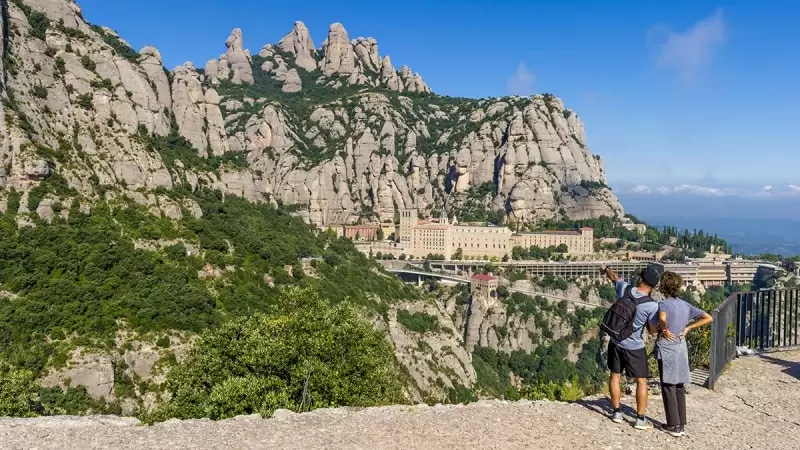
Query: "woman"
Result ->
[[650, 271, 713, 438]]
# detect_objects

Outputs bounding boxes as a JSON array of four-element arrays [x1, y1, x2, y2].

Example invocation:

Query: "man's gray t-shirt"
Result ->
[[650, 298, 705, 336], [612, 280, 658, 351]]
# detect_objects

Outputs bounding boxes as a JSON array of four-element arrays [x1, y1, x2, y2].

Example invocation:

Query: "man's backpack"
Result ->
[[600, 285, 654, 342]]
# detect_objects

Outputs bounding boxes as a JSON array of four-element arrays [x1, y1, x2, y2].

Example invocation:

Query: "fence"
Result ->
[[708, 289, 800, 390], [707, 293, 739, 390]]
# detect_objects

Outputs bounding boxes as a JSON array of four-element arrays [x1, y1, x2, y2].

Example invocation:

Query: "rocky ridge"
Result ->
[[1, 0, 622, 226], [3, 351, 799, 449]]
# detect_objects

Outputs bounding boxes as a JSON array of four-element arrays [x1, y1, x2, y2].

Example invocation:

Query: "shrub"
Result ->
[[27, 10, 51, 41], [76, 93, 93, 110], [30, 85, 48, 99], [80, 55, 96, 71], [143, 287, 404, 422], [0, 362, 39, 417], [396, 310, 439, 333]]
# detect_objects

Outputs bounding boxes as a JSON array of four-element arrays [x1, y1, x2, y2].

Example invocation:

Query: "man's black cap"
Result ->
[[640, 266, 661, 288]]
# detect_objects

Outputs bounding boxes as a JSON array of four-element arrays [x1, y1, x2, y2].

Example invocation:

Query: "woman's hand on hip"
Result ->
[[663, 328, 678, 342]]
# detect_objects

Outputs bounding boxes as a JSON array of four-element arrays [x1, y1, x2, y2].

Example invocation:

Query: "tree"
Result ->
[[0, 362, 40, 417], [452, 248, 463, 260], [376, 228, 384, 241], [144, 287, 405, 422], [555, 244, 568, 253]]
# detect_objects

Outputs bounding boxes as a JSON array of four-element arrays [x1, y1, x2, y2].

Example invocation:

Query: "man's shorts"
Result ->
[[607, 341, 649, 379]]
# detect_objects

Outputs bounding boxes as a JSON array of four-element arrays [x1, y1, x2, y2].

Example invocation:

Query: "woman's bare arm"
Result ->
[[682, 312, 713, 337], [659, 311, 678, 341]]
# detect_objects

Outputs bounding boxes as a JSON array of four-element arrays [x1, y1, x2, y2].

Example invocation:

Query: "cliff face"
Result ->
[[0, 0, 622, 223]]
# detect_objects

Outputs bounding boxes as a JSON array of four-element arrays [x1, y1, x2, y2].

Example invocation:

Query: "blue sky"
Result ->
[[77, 0, 799, 191]]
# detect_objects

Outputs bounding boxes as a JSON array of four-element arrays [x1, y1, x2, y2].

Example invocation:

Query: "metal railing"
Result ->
[[708, 293, 739, 390], [708, 289, 800, 389]]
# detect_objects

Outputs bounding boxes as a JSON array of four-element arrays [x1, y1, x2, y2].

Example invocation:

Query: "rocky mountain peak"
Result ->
[[1, 0, 622, 227], [321, 22, 356, 76], [277, 21, 317, 72], [206, 28, 254, 85]]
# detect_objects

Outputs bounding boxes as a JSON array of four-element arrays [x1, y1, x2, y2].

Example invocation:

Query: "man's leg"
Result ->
[[609, 372, 622, 409], [635, 377, 649, 416]]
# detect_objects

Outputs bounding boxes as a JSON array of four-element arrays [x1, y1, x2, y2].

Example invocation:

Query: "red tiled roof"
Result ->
[[471, 273, 497, 281]]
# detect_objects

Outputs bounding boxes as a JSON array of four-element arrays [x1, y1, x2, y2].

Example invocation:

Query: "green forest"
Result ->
[[0, 187, 415, 405]]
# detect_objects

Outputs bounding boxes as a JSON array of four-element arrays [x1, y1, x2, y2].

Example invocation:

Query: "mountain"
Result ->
[[0, 0, 621, 226], [0, 0, 613, 418]]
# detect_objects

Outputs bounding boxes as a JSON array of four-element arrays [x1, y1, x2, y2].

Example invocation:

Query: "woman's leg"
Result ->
[[659, 359, 680, 427]]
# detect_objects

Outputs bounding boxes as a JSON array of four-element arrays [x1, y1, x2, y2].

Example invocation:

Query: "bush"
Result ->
[[0, 362, 39, 417], [27, 10, 51, 41], [80, 55, 96, 72], [144, 287, 404, 422], [30, 85, 48, 99], [76, 93, 93, 110], [396, 310, 439, 333]]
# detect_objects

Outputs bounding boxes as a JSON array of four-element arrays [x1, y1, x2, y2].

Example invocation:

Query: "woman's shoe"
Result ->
[[663, 425, 683, 437]]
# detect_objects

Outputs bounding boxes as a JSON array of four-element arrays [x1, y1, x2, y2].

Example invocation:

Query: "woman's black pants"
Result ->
[[658, 359, 687, 426]]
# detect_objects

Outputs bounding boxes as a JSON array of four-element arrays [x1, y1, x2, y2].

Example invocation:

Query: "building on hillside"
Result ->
[[726, 263, 760, 286], [396, 209, 593, 259], [342, 224, 380, 241], [626, 251, 663, 262], [658, 261, 764, 288], [511, 228, 594, 255], [470, 273, 498, 306], [451, 225, 513, 260], [620, 217, 647, 235]]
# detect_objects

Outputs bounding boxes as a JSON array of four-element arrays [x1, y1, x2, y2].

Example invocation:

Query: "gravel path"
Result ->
[[3, 351, 800, 449]]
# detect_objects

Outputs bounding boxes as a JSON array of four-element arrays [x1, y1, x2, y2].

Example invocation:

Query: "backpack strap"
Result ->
[[621, 285, 634, 301]]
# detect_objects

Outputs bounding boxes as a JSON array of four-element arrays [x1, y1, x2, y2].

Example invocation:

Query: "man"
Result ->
[[602, 265, 660, 429]]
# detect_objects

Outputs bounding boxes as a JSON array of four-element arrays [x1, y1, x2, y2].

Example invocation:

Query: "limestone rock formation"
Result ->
[[206, 28, 254, 85], [171, 63, 229, 156], [277, 21, 317, 71], [321, 23, 355, 76], [224, 28, 255, 85], [1, 0, 622, 235], [282, 68, 302, 93]]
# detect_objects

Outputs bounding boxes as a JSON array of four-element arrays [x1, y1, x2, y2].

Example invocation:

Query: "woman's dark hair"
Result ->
[[660, 271, 683, 298]]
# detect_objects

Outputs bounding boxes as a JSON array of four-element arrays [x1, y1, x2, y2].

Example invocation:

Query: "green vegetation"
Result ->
[[472, 338, 606, 400], [30, 85, 48, 99], [76, 93, 93, 110], [0, 362, 39, 417], [511, 244, 568, 261], [89, 25, 141, 63], [579, 180, 609, 193], [144, 287, 404, 422], [138, 125, 248, 173], [396, 310, 439, 333], [11, 0, 49, 41], [0, 188, 415, 379], [531, 215, 730, 255], [80, 55, 96, 72]]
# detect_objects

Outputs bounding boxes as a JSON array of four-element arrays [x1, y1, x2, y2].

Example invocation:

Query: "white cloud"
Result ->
[[507, 62, 535, 96], [651, 9, 727, 81], [627, 183, 800, 199]]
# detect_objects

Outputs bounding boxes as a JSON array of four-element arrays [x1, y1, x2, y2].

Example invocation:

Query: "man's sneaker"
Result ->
[[611, 411, 624, 423], [664, 425, 683, 437], [634, 417, 653, 430]]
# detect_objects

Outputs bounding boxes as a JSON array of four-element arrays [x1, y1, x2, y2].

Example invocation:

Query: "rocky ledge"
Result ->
[[2, 352, 799, 449]]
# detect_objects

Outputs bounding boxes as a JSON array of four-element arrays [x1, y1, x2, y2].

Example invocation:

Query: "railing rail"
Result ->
[[708, 293, 739, 390], [708, 288, 800, 390]]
